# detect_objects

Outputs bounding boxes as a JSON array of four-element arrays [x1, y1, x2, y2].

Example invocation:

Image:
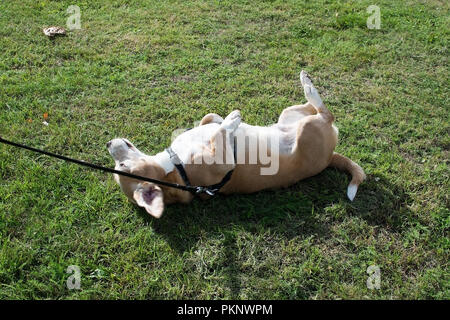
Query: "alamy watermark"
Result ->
[[367, 5, 381, 29], [66, 265, 81, 290], [171, 124, 280, 175], [366, 265, 381, 290], [66, 5, 81, 30]]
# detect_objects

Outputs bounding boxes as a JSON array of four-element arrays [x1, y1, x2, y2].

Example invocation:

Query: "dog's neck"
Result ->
[[152, 150, 175, 174], [151, 150, 194, 204]]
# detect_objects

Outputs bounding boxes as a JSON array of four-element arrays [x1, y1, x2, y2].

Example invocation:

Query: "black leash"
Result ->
[[0, 136, 231, 195]]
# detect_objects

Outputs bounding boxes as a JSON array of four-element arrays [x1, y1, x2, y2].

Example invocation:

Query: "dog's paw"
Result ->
[[300, 70, 316, 95], [222, 110, 241, 131], [300, 70, 313, 87]]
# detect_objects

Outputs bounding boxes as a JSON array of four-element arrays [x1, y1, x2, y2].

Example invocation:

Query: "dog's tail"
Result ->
[[328, 152, 366, 201]]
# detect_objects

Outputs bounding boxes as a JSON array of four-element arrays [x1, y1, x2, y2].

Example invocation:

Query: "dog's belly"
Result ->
[[171, 122, 298, 165], [169, 122, 307, 193], [235, 123, 298, 155]]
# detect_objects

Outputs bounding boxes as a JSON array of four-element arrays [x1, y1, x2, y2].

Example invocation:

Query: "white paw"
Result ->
[[222, 110, 241, 131], [300, 70, 313, 87]]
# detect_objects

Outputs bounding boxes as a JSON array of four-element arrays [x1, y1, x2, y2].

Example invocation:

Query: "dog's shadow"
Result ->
[[144, 169, 414, 248], [134, 168, 415, 296]]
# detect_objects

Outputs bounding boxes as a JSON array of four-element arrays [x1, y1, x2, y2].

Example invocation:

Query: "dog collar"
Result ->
[[165, 147, 192, 187], [164, 145, 236, 196]]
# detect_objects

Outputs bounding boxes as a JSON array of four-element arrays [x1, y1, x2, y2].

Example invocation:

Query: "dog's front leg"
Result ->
[[207, 110, 241, 167], [199, 113, 224, 126]]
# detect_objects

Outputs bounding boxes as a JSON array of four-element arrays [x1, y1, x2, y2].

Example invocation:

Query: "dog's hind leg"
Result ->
[[200, 113, 224, 126], [277, 71, 330, 126], [277, 103, 316, 126], [300, 70, 334, 123]]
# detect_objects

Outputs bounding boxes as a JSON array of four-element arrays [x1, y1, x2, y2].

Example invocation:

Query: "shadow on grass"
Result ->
[[135, 168, 414, 297], [146, 169, 413, 246]]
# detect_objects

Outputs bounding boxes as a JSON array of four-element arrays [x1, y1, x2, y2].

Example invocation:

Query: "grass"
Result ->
[[0, 0, 448, 299]]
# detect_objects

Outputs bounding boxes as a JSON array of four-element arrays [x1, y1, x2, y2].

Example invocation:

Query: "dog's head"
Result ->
[[107, 138, 165, 218]]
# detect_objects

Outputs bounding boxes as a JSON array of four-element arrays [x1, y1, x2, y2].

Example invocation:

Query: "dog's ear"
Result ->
[[133, 182, 164, 218]]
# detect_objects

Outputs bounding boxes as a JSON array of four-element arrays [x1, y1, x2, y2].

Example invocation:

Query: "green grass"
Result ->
[[0, 0, 449, 299]]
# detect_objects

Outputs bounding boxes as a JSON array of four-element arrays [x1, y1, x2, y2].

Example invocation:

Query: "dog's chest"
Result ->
[[170, 123, 221, 164]]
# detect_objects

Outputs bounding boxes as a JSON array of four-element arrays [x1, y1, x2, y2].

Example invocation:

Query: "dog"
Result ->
[[107, 71, 366, 218]]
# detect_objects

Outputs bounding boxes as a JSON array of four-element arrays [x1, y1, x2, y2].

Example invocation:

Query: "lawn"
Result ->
[[0, 0, 448, 299]]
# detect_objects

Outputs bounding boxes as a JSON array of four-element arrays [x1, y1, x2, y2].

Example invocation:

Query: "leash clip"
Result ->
[[195, 186, 216, 196], [205, 189, 217, 196], [195, 186, 206, 194]]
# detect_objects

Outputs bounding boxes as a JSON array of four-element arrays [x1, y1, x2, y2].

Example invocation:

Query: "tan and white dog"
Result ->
[[107, 71, 366, 218]]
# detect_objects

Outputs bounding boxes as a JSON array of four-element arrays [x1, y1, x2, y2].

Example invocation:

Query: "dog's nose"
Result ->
[[106, 141, 112, 148]]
